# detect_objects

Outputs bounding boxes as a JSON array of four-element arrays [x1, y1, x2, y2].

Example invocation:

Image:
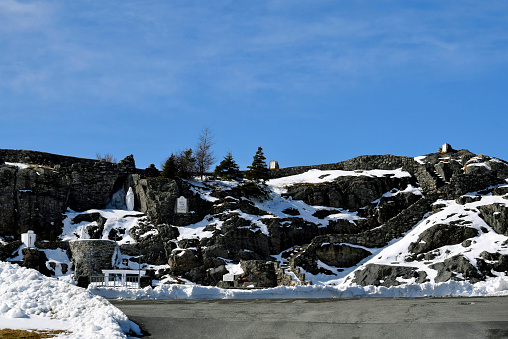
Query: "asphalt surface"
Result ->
[[111, 296, 508, 339]]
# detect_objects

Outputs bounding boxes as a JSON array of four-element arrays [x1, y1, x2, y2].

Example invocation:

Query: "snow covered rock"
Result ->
[[353, 264, 428, 287], [408, 224, 479, 255], [430, 255, 483, 283], [283, 173, 415, 211], [478, 203, 508, 236]]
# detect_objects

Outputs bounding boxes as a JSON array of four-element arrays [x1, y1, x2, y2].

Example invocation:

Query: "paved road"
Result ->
[[111, 296, 508, 339]]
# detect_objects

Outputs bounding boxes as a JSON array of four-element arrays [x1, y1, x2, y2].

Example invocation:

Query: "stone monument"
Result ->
[[175, 196, 188, 214]]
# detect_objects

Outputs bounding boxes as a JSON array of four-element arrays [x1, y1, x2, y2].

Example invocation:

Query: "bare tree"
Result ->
[[96, 153, 117, 163], [195, 127, 215, 180]]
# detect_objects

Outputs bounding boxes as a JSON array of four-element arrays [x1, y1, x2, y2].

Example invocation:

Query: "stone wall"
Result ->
[[69, 240, 117, 277]]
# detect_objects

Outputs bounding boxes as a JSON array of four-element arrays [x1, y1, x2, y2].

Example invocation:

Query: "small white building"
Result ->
[[21, 230, 36, 248], [269, 160, 279, 170], [440, 143, 453, 153]]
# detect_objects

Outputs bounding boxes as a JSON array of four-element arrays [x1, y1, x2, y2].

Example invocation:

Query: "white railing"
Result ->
[[90, 274, 141, 289]]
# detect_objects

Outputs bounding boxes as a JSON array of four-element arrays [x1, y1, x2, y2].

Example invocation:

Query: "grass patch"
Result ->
[[0, 329, 70, 338]]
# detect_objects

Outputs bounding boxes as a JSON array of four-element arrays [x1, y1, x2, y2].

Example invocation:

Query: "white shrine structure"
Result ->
[[21, 230, 36, 248]]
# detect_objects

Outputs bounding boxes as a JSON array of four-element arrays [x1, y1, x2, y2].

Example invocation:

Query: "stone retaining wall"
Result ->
[[69, 240, 117, 277]]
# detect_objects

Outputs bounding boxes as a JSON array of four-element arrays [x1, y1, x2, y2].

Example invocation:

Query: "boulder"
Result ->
[[478, 203, 508, 235], [197, 212, 272, 260], [21, 248, 54, 277], [168, 248, 202, 276], [430, 255, 483, 283], [455, 195, 482, 205], [71, 212, 108, 239], [219, 227, 270, 260], [477, 251, 508, 274], [0, 240, 22, 261], [492, 186, 508, 196], [408, 224, 479, 255], [168, 245, 229, 285], [352, 264, 428, 287], [178, 238, 200, 249]]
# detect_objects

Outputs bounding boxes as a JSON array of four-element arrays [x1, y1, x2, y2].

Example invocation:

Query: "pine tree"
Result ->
[[246, 146, 269, 181], [161, 154, 177, 178], [176, 148, 196, 179], [214, 151, 241, 180]]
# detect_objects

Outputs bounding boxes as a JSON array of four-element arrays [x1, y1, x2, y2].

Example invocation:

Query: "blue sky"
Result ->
[[1, 1, 507, 170]]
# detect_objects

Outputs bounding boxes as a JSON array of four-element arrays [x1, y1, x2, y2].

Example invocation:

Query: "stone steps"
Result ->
[[276, 245, 312, 286]]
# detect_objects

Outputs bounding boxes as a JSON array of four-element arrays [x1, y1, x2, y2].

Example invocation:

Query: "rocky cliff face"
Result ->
[[1, 145, 508, 291], [0, 150, 139, 240]]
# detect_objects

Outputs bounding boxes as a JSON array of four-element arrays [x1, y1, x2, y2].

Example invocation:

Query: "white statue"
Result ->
[[126, 187, 135, 211]]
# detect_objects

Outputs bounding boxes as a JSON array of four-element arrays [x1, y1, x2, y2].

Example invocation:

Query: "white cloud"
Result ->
[[1, 1, 508, 103], [0, 0, 53, 32]]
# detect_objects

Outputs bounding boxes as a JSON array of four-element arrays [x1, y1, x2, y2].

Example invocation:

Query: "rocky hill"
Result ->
[[1, 145, 507, 291]]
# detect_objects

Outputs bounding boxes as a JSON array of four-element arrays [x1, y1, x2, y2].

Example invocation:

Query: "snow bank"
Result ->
[[0, 262, 132, 338], [92, 277, 508, 300]]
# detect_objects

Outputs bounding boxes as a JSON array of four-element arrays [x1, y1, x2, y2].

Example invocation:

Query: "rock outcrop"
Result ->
[[283, 174, 416, 211], [353, 264, 428, 287], [408, 224, 479, 255], [134, 177, 212, 226], [1, 145, 508, 289], [430, 255, 483, 283], [478, 204, 508, 236], [0, 150, 139, 240]]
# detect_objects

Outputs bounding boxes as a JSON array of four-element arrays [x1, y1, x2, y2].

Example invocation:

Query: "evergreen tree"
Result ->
[[246, 146, 269, 181], [176, 148, 196, 179], [214, 151, 241, 180], [161, 154, 177, 178]]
